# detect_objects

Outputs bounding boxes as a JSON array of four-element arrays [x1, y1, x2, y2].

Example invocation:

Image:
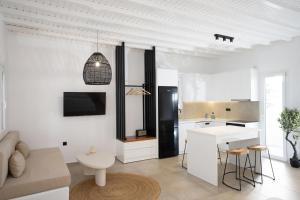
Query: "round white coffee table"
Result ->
[[77, 152, 115, 187]]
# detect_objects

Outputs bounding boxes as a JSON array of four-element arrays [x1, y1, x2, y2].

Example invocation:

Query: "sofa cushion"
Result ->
[[0, 148, 71, 200], [0, 130, 8, 142], [16, 141, 30, 158], [9, 150, 26, 178], [0, 131, 20, 188]]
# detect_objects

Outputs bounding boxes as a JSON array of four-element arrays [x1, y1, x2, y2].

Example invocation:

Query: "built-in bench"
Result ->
[[0, 131, 70, 200]]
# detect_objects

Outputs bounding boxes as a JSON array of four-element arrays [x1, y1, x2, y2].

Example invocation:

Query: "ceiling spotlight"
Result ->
[[214, 34, 234, 43]]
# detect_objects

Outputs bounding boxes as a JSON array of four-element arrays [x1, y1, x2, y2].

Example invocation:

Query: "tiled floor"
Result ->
[[68, 155, 300, 200]]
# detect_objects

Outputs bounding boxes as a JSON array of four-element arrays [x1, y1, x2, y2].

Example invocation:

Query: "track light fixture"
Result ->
[[214, 34, 234, 43]]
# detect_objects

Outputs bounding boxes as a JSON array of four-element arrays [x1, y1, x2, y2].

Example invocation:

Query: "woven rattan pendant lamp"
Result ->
[[83, 31, 112, 85]]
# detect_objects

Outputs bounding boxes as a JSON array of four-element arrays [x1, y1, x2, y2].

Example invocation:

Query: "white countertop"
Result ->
[[188, 126, 260, 144], [188, 126, 259, 136], [179, 118, 231, 123], [179, 118, 259, 124]]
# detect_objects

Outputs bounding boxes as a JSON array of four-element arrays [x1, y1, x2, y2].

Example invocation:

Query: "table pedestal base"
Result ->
[[95, 169, 106, 187]]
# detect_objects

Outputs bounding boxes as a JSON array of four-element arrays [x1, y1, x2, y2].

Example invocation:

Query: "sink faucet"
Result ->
[[204, 113, 209, 119]]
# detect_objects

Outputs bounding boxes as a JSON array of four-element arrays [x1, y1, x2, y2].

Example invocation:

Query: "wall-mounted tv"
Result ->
[[63, 92, 106, 116]]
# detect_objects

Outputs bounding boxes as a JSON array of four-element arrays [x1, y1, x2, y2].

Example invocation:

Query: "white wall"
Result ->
[[6, 33, 116, 163], [125, 48, 144, 136], [0, 14, 5, 66], [4, 30, 210, 162], [212, 37, 300, 108], [157, 68, 178, 86], [0, 15, 7, 136], [211, 37, 300, 159], [5, 32, 164, 162]]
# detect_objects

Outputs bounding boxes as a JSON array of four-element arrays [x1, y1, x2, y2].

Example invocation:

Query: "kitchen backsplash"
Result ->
[[179, 101, 260, 121]]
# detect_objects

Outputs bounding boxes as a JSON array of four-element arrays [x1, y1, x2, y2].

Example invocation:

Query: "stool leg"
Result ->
[[254, 149, 275, 182], [222, 152, 229, 184], [247, 154, 255, 187], [254, 151, 257, 172], [222, 152, 255, 191], [242, 153, 248, 177], [217, 145, 222, 165], [267, 149, 275, 180], [235, 155, 238, 180], [253, 150, 263, 184], [242, 153, 256, 187], [182, 140, 187, 169], [259, 151, 263, 184], [238, 155, 241, 191]]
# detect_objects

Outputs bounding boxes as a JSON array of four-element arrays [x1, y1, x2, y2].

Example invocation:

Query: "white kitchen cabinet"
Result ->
[[179, 121, 195, 154], [206, 68, 258, 101], [178, 68, 257, 103], [178, 73, 208, 107]]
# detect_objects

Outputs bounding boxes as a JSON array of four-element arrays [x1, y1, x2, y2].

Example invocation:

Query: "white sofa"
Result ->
[[0, 131, 71, 200]]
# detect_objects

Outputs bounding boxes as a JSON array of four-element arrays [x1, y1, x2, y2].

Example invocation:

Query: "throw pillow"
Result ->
[[16, 141, 30, 158], [9, 150, 26, 178]]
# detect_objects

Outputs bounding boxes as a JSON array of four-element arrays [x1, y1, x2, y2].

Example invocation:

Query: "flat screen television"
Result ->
[[63, 92, 106, 116]]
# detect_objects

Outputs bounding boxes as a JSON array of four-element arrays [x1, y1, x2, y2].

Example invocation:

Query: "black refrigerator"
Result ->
[[158, 86, 179, 158]]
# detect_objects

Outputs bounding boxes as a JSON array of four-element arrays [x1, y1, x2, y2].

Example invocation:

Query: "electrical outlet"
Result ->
[[226, 108, 231, 112], [62, 141, 68, 146]]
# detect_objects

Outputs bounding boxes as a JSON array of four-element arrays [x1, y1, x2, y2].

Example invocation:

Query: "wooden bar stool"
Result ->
[[243, 144, 275, 184], [222, 148, 255, 191], [181, 140, 223, 169]]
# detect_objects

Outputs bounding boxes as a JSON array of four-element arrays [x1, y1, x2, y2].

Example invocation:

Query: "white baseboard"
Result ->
[[11, 187, 69, 200]]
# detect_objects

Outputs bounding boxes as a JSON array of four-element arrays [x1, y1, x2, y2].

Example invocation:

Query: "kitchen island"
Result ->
[[187, 126, 260, 186]]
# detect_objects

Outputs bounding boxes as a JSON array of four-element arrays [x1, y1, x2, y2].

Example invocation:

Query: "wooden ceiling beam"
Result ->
[[129, 0, 300, 36], [6, 24, 220, 58], [3, 0, 282, 45], [63, 0, 293, 40], [3, 17, 227, 57]]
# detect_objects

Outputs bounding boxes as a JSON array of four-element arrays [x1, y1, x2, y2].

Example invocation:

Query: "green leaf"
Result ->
[[278, 108, 300, 139]]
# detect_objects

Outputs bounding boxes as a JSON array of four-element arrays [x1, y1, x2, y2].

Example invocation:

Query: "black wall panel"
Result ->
[[144, 47, 156, 137], [116, 42, 126, 141]]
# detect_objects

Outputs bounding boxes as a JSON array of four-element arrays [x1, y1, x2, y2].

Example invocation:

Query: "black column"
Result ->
[[116, 42, 126, 141], [145, 47, 156, 137]]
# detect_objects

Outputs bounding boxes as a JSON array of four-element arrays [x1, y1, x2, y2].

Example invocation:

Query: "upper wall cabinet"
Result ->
[[206, 68, 258, 101], [178, 73, 208, 107]]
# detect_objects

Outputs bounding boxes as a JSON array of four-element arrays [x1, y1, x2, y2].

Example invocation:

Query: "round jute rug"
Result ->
[[70, 173, 161, 200]]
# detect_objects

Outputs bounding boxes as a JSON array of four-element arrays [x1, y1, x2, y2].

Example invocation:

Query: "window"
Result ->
[[264, 74, 285, 160]]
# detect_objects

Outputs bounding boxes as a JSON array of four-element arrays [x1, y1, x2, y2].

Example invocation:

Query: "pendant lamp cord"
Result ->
[[97, 31, 99, 52]]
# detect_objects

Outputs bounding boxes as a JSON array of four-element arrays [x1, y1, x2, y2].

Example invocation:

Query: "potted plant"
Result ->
[[278, 108, 300, 168]]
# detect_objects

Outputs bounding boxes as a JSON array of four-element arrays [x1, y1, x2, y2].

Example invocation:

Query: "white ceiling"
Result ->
[[1, 0, 300, 57]]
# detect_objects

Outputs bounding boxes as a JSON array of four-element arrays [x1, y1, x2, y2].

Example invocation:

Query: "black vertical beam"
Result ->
[[142, 83, 145, 130], [144, 47, 156, 137], [116, 42, 126, 141]]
